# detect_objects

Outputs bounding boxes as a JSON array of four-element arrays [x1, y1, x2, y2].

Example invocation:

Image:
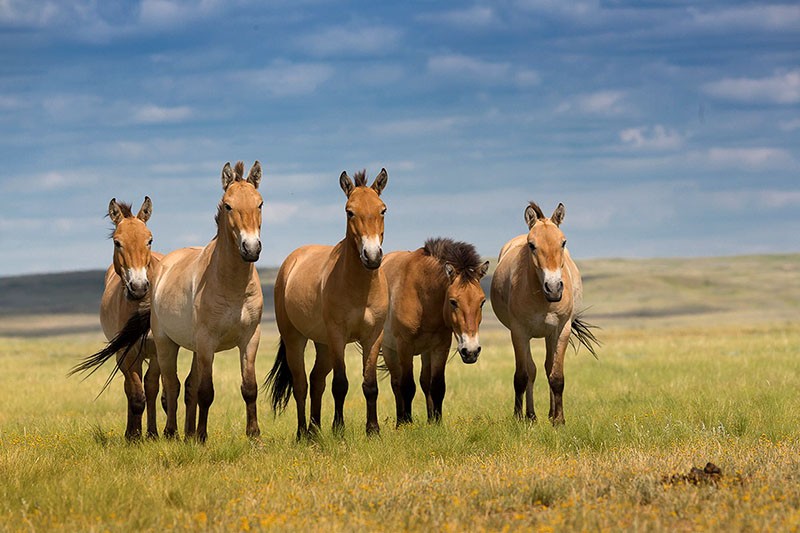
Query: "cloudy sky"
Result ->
[[1, 0, 798, 276]]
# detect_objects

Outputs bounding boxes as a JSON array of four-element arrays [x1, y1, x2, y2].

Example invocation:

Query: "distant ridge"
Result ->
[[0, 270, 106, 316]]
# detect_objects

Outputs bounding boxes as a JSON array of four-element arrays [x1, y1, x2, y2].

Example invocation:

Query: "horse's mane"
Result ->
[[353, 170, 368, 187], [423, 237, 483, 283], [528, 201, 545, 219]]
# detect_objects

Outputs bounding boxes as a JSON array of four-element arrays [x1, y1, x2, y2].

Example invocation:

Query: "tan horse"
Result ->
[[151, 161, 264, 441], [490, 201, 597, 425], [70, 197, 163, 440], [266, 169, 388, 438], [381, 238, 489, 426]]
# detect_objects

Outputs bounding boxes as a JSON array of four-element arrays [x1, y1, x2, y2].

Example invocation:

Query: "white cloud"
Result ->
[[420, 6, 498, 28], [689, 5, 800, 32], [296, 25, 402, 57], [138, 0, 224, 27], [370, 117, 463, 137], [707, 189, 800, 211], [620, 125, 684, 150], [133, 104, 193, 124], [702, 70, 800, 105], [428, 54, 539, 87], [779, 118, 800, 132], [243, 62, 334, 96], [706, 147, 794, 169], [515, 0, 601, 21], [558, 90, 627, 115]]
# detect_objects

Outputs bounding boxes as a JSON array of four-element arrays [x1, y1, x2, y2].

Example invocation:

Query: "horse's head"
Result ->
[[524, 202, 567, 303], [220, 161, 263, 262], [443, 260, 489, 364], [108, 197, 154, 300], [339, 168, 388, 270]]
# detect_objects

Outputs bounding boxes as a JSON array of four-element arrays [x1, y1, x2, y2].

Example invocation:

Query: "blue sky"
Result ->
[[1, 1, 798, 276]]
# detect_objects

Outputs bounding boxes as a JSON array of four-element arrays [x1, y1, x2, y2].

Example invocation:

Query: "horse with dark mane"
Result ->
[[381, 237, 489, 425]]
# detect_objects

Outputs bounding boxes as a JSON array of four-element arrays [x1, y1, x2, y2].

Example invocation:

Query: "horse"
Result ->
[[94, 161, 264, 442], [490, 201, 597, 425], [69, 197, 163, 440], [381, 237, 489, 426], [266, 169, 388, 439]]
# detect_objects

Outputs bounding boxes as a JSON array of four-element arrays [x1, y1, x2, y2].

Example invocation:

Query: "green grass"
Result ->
[[1, 320, 799, 531]]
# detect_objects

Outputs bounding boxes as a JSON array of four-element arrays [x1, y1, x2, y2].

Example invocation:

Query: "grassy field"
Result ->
[[1, 255, 799, 531]]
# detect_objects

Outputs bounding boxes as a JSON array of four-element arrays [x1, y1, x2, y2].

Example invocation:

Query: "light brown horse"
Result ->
[[381, 238, 489, 426], [490, 201, 597, 425], [70, 197, 162, 440], [266, 169, 388, 439], [151, 161, 264, 441]]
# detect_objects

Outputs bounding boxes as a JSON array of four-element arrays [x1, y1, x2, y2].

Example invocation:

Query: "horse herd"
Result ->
[[71, 161, 597, 442]]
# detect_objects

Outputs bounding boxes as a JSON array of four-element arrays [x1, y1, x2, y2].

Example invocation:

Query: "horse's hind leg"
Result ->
[[194, 339, 217, 443], [545, 325, 570, 426], [382, 345, 407, 426], [310, 342, 332, 433], [326, 329, 348, 435], [239, 327, 261, 438], [143, 347, 160, 438], [118, 350, 146, 441], [283, 333, 309, 439], [184, 353, 198, 438], [360, 330, 383, 436], [155, 335, 181, 439], [511, 330, 536, 421]]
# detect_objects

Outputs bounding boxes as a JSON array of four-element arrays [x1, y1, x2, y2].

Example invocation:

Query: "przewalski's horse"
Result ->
[[490, 201, 597, 425], [266, 169, 388, 439], [381, 238, 489, 426], [152, 161, 264, 441], [69, 197, 163, 440]]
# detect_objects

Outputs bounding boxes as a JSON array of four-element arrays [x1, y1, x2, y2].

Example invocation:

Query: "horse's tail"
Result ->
[[68, 307, 151, 395], [263, 338, 293, 414], [570, 310, 600, 359]]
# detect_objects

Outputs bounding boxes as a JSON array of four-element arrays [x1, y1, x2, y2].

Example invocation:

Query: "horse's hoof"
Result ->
[[366, 423, 380, 437]]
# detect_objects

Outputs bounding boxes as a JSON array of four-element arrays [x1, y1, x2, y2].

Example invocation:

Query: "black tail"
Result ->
[[570, 311, 601, 359], [68, 308, 151, 395], [263, 338, 293, 414]]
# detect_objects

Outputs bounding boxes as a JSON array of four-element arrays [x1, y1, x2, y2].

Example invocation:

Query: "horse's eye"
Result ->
[[225, 203, 233, 211], [528, 242, 536, 253], [562, 240, 567, 248], [258, 202, 264, 210], [114, 240, 122, 249], [346, 210, 355, 219], [480, 300, 486, 308], [449, 299, 458, 309], [147, 238, 153, 247], [380, 207, 387, 216]]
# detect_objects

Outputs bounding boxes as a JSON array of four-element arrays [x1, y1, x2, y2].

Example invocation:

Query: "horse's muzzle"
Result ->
[[459, 346, 481, 364], [125, 279, 149, 300], [240, 239, 262, 263], [361, 249, 383, 270], [543, 279, 563, 302]]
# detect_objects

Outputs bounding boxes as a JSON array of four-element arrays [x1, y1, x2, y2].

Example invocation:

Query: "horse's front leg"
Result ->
[[427, 344, 449, 423], [511, 329, 536, 421], [545, 324, 570, 426], [239, 326, 261, 438], [183, 353, 198, 439], [360, 330, 383, 436], [143, 343, 161, 439], [391, 338, 415, 425], [155, 335, 181, 439]]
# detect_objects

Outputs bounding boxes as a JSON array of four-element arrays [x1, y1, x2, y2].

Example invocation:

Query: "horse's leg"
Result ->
[[427, 346, 449, 423], [360, 330, 383, 436], [155, 335, 181, 439], [326, 328, 348, 435], [143, 345, 161, 438], [511, 329, 536, 421], [309, 342, 332, 434], [545, 324, 570, 426], [420, 352, 433, 420], [284, 332, 309, 440], [382, 345, 406, 426], [184, 353, 198, 439], [194, 338, 216, 443], [118, 349, 146, 441], [239, 326, 261, 438], [391, 339, 415, 425]]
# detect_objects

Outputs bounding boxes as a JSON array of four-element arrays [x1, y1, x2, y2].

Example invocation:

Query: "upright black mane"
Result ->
[[423, 237, 483, 283], [353, 169, 368, 187]]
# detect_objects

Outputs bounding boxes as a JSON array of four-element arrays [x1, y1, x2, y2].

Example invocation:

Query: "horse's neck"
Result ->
[[205, 228, 254, 290], [332, 235, 378, 285]]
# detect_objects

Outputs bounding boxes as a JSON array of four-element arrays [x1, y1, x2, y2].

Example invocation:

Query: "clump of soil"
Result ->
[[662, 462, 722, 485]]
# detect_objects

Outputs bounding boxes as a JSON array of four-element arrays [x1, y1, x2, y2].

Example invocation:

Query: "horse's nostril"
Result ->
[[476, 346, 482, 355], [460, 347, 469, 357]]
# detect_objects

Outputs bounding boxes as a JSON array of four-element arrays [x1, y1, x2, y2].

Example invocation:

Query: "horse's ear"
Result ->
[[247, 161, 262, 189], [477, 261, 490, 279], [444, 262, 457, 282], [234, 161, 245, 181], [551, 203, 565, 226], [339, 171, 354, 197], [524, 204, 538, 229], [108, 198, 124, 226], [222, 162, 235, 190], [137, 196, 153, 223], [371, 168, 388, 196]]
